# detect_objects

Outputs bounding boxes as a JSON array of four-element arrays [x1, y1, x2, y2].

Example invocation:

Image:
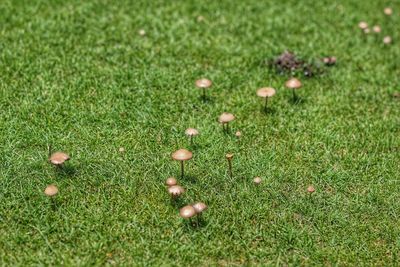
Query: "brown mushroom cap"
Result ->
[[358, 21, 368, 30], [225, 153, 234, 160], [235, 131, 242, 137], [253, 177, 262, 185], [384, 7, 393, 15], [195, 78, 212, 89], [285, 78, 302, 89], [185, 128, 199, 137], [44, 184, 58, 197], [218, 112, 235, 123], [307, 185, 316, 193], [171, 149, 193, 161], [192, 202, 208, 214], [179, 205, 196, 219], [257, 87, 276, 98], [383, 36, 392, 44], [49, 152, 70, 165], [166, 177, 178, 187], [168, 185, 185, 197], [373, 25, 381, 33]]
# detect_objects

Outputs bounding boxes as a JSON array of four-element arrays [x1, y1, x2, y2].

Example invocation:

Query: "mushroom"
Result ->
[[44, 184, 58, 197], [166, 177, 178, 187], [119, 147, 125, 153], [171, 149, 193, 178], [363, 28, 370, 34], [358, 21, 368, 30], [179, 205, 197, 221], [383, 36, 392, 45], [373, 25, 381, 33], [138, 29, 146, 36], [218, 112, 235, 132], [285, 78, 302, 102], [235, 131, 242, 144], [253, 177, 262, 185], [195, 78, 212, 99], [384, 7, 393, 16], [185, 128, 199, 145], [323, 57, 337, 66], [307, 185, 315, 194], [49, 152, 70, 167], [192, 202, 208, 214], [168, 185, 185, 198], [256, 87, 276, 112], [226, 153, 234, 178]]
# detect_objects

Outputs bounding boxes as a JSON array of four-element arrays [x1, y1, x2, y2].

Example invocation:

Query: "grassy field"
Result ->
[[0, 0, 399, 265]]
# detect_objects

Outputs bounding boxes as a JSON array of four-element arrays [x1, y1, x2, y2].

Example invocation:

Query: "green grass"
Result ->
[[0, 0, 399, 265]]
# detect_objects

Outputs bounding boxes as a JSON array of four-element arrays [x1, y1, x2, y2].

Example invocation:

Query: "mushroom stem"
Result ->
[[227, 160, 232, 178], [48, 144, 52, 157], [202, 88, 206, 100], [190, 135, 193, 146], [292, 89, 296, 102], [264, 97, 268, 112], [180, 161, 184, 178]]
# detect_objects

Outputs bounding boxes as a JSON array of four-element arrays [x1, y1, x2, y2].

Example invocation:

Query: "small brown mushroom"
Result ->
[[226, 153, 234, 178], [253, 177, 262, 185], [307, 185, 315, 194], [180, 205, 196, 220], [257, 87, 276, 111], [44, 184, 58, 197], [49, 152, 70, 167], [171, 149, 193, 178], [285, 78, 302, 101], [358, 21, 368, 30], [373, 25, 381, 33], [383, 36, 392, 45], [165, 177, 178, 187], [384, 7, 393, 16], [168, 185, 185, 198], [185, 128, 199, 145], [218, 112, 235, 132], [195, 78, 212, 99], [192, 202, 208, 214]]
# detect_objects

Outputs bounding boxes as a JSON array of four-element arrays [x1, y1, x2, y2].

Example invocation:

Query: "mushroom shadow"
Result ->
[[181, 174, 198, 184], [200, 95, 216, 104], [55, 164, 78, 178], [261, 106, 277, 115], [289, 96, 306, 105]]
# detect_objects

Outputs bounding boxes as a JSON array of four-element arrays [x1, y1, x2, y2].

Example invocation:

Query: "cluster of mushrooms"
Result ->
[[358, 7, 394, 45], [167, 76, 315, 223], [43, 151, 70, 201]]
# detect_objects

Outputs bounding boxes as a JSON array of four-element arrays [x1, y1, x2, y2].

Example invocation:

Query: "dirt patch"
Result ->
[[267, 51, 335, 77]]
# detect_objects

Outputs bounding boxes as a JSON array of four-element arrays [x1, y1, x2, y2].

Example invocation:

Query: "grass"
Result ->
[[0, 0, 399, 265]]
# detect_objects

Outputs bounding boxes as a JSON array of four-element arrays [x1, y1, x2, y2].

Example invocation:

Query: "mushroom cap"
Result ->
[[195, 78, 212, 89], [383, 36, 392, 44], [179, 205, 196, 219], [257, 87, 276, 98], [235, 131, 242, 137], [307, 185, 315, 193], [165, 177, 178, 187], [373, 25, 381, 33], [192, 202, 208, 214], [225, 153, 234, 160], [185, 128, 199, 137], [285, 78, 302, 89], [168, 185, 185, 197], [138, 29, 146, 36], [44, 184, 58, 197], [49, 152, 70, 165], [218, 112, 235, 123], [253, 177, 262, 185], [171, 149, 193, 161], [358, 21, 368, 29], [384, 7, 393, 15], [364, 28, 370, 34]]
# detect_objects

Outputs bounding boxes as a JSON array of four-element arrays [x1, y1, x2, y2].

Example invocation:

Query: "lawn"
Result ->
[[0, 0, 399, 265]]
